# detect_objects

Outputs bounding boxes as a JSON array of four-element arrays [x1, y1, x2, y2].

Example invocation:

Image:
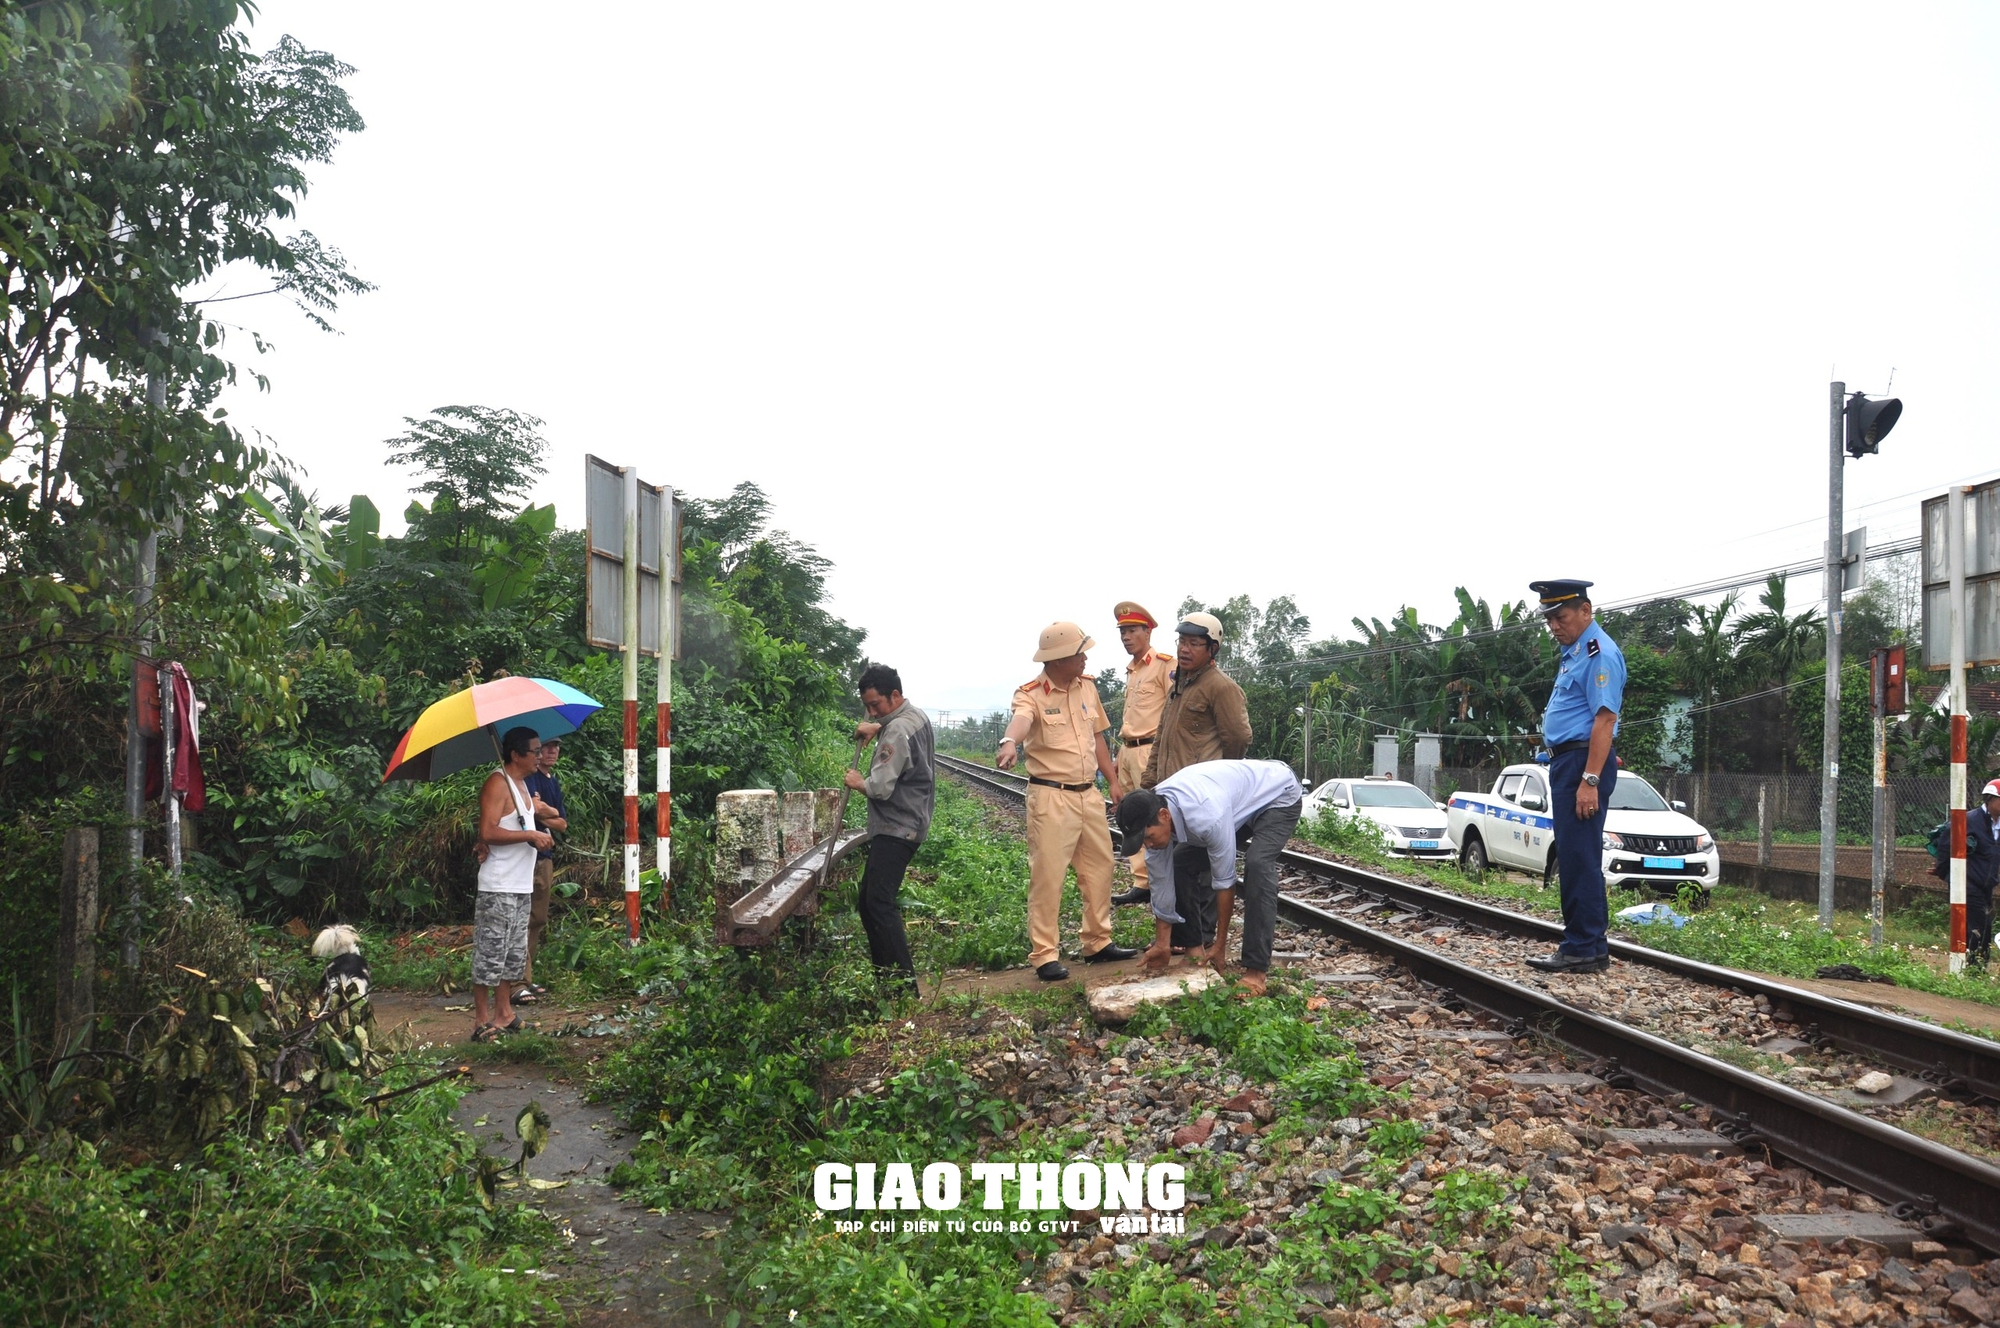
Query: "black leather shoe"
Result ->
[[1110, 888, 1152, 906], [1036, 961, 1070, 982], [1082, 944, 1140, 964], [1525, 951, 1609, 974]]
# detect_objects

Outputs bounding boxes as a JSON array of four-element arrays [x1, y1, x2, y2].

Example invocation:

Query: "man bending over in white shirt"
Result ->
[[1115, 759, 1303, 998]]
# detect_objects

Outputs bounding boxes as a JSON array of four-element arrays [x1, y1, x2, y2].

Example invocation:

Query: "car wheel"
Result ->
[[1543, 850, 1559, 890], [1460, 835, 1488, 879]]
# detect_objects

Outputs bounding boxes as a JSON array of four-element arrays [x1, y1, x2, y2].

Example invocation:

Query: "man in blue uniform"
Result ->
[[1529, 579, 1625, 974]]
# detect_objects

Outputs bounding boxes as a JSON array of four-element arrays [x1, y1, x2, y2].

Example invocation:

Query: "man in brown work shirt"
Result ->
[[1111, 600, 1176, 907], [998, 621, 1140, 981], [1142, 611, 1253, 955]]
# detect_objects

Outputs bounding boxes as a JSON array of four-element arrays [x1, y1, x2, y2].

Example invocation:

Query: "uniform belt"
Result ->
[[1121, 735, 1155, 747], [1028, 777, 1096, 792], [1549, 740, 1590, 755]]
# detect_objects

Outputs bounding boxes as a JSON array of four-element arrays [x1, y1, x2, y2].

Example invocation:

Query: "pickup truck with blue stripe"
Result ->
[[1445, 762, 1718, 898]]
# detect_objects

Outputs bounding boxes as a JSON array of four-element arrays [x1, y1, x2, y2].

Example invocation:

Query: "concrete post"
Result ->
[[813, 787, 844, 840], [714, 790, 780, 914], [1757, 781, 1772, 869], [56, 828, 99, 1044], [1413, 734, 1441, 800], [781, 790, 817, 859], [1372, 734, 1399, 781]]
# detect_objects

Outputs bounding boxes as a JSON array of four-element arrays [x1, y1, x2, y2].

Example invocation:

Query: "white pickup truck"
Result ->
[[1445, 762, 1719, 899]]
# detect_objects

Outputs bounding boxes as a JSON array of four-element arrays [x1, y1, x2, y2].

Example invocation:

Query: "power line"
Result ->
[[1263, 536, 1920, 676], [1299, 675, 1813, 743]]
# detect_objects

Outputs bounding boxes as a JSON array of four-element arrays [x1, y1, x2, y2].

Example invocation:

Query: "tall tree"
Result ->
[[384, 406, 549, 550]]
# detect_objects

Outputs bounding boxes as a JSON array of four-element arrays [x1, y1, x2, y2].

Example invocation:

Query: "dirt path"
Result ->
[[372, 990, 726, 1324], [1773, 974, 2000, 1035]]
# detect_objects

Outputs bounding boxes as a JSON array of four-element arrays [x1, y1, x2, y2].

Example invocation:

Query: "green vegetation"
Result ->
[[0, 1078, 558, 1326], [1623, 892, 2000, 1010]]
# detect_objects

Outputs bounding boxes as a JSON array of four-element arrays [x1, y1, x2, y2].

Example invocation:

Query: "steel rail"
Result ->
[[1280, 892, 2000, 1253], [936, 752, 2000, 1247], [938, 752, 2000, 1102], [1280, 851, 2000, 1104]]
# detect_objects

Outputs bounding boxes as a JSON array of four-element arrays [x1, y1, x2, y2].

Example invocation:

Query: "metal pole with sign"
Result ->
[[1922, 480, 2000, 972], [656, 490, 677, 909], [585, 456, 678, 944], [1819, 382, 1845, 930], [621, 468, 641, 941], [1868, 646, 1904, 948]]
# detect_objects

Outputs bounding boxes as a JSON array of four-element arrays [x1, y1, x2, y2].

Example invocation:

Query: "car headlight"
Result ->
[[1602, 832, 1624, 850], [1695, 834, 1714, 853]]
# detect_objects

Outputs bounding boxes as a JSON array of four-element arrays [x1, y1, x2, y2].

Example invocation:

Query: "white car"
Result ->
[[1445, 762, 1718, 897], [1302, 776, 1455, 859]]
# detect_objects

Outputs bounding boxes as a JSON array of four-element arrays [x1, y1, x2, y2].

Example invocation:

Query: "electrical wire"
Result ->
[[1262, 536, 1921, 676]]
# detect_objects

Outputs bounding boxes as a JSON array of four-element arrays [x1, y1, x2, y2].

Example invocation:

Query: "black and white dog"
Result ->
[[311, 925, 371, 1009]]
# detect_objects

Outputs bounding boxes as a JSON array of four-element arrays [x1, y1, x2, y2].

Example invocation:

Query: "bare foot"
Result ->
[[1141, 943, 1172, 975], [1234, 970, 1268, 999]]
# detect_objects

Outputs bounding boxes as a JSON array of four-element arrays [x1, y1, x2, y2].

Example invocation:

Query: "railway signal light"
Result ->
[[1845, 392, 1902, 458]]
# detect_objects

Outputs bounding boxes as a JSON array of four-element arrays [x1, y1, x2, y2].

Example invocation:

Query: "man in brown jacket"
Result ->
[[1142, 611, 1253, 955]]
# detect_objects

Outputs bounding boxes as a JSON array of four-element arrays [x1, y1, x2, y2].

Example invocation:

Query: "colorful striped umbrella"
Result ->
[[382, 677, 604, 783]]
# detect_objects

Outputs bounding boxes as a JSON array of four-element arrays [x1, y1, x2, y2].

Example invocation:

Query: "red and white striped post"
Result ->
[[656, 490, 673, 907], [1948, 485, 1970, 972], [621, 467, 642, 944]]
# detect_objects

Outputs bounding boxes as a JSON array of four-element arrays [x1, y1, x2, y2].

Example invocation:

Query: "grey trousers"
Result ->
[[1169, 842, 1217, 950], [1233, 799, 1302, 973]]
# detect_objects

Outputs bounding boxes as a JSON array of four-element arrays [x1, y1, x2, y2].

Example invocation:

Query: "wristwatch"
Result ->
[[1581, 773, 1600, 787]]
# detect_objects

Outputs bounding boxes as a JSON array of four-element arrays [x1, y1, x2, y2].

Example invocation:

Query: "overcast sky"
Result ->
[[217, 3, 2000, 715]]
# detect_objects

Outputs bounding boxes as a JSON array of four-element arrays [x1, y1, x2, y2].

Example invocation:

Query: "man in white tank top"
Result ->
[[472, 726, 553, 1039]]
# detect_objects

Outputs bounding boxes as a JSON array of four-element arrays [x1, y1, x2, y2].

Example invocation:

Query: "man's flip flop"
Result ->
[[470, 1023, 499, 1043], [512, 988, 539, 1004], [499, 1015, 523, 1033]]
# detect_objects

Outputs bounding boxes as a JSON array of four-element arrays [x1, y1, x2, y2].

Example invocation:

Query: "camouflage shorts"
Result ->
[[472, 890, 532, 987]]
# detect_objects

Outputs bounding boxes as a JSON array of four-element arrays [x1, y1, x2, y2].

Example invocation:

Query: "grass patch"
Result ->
[[0, 1073, 559, 1325], [1623, 895, 2000, 1010]]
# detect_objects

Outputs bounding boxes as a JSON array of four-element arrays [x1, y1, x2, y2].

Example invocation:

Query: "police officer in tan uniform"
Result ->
[[1110, 601, 1175, 907], [997, 622, 1141, 981]]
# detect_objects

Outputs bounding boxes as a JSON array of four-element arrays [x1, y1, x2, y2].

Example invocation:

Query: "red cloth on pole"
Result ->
[[143, 663, 206, 812]]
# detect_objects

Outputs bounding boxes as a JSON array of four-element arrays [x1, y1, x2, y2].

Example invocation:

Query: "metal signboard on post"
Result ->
[[584, 457, 681, 659], [1920, 479, 2000, 973], [584, 455, 681, 944], [1921, 481, 2000, 670]]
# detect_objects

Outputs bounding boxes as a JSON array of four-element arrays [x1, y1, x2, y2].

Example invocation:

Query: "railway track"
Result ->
[[934, 751, 2000, 1252]]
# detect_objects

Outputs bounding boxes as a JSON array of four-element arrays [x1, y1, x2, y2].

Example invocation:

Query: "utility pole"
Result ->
[[120, 363, 165, 971], [1818, 380, 1844, 931], [1821, 383, 1903, 929]]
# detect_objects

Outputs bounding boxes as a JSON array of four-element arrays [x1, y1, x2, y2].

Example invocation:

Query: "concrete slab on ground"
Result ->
[[1752, 1211, 1927, 1256], [1087, 969, 1226, 1024], [1825, 1072, 1940, 1108], [1590, 1127, 1740, 1155]]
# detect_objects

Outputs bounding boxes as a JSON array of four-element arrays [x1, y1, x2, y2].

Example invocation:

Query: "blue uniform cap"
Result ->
[[1530, 578, 1594, 616]]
